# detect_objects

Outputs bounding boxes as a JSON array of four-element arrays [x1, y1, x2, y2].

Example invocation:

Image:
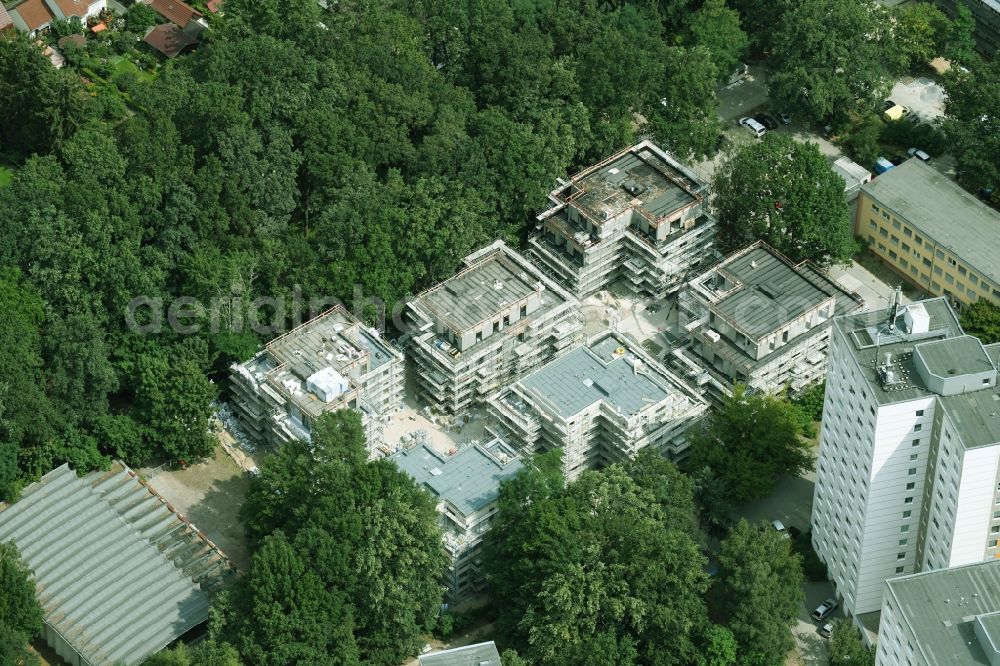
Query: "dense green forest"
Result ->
[[0, 0, 994, 500], [0, 0, 745, 500]]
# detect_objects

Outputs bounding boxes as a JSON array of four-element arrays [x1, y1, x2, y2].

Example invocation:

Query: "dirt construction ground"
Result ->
[[142, 445, 253, 570]]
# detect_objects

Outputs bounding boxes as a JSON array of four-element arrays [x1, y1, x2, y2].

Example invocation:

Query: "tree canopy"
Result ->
[[484, 450, 729, 666], [713, 135, 855, 264], [767, 0, 894, 124], [716, 520, 804, 665], [960, 300, 1000, 345], [0, 0, 747, 493], [0, 542, 44, 664], [828, 620, 876, 666], [224, 410, 445, 665], [688, 386, 814, 504], [943, 61, 1000, 196]]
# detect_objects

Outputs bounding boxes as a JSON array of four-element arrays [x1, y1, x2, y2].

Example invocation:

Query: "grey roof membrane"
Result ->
[[418, 641, 502, 666], [836, 298, 1000, 448], [416, 252, 539, 334], [391, 441, 523, 517], [0, 463, 232, 665], [518, 335, 673, 418], [862, 159, 1000, 284], [836, 297, 965, 405], [916, 335, 996, 379], [886, 559, 1000, 665], [712, 247, 842, 340]]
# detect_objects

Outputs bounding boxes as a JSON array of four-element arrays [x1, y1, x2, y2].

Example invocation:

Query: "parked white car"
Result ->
[[739, 116, 766, 138]]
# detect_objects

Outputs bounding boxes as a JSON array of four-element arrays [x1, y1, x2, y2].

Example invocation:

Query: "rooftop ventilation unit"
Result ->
[[622, 180, 645, 197]]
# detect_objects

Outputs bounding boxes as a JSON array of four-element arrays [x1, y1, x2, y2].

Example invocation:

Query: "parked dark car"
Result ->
[[890, 155, 906, 166], [812, 598, 839, 621], [755, 114, 778, 130], [883, 99, 896, 111]]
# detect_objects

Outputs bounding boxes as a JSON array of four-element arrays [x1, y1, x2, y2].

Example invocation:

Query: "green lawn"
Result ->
[[111, 56, 155, 83], [0, 165, 13, 188]]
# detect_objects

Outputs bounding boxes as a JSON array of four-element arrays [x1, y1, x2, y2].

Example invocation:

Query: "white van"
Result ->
[[739, 117, 766, 138]]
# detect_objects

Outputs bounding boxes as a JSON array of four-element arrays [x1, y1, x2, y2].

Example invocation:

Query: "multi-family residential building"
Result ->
[[877, 560, 1000, 665], [527, 140, 717, 299], [405, 240, 584, 415], [391, 438, 523, 600], [857, 158, 1000, 309], [229, 305, 404, 453], [812, 296, 1000, 617], [488, 330, 708, 480], [676, 242, 864, 399]]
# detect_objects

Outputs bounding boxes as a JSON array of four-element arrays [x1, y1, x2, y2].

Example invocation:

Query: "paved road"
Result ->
[[827, 260, 913, 313], [793, 582, 837, 666], [716, 63, 770, 121], [888, 77, 946, 123]]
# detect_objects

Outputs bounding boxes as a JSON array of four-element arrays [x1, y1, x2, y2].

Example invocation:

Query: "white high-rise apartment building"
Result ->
[[812, 296, 1000, 617]]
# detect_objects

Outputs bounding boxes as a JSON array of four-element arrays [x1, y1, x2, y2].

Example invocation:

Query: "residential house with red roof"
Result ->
[[7, 0, 105, 35]]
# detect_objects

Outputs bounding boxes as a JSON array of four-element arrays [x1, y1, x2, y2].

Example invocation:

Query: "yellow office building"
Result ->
[[856, 159, 1000, 308]]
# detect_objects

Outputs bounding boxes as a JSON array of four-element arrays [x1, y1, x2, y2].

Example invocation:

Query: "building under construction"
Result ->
[[488, 330, 708, 480], [405, 240, 584, 415], [391, 438, 523, 600], [527, 140, 717, 299], [674, 242, 864, 400], [229, 306, 404, 452]]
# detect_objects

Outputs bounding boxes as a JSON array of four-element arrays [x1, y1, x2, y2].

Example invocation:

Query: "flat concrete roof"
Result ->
[[916, 335, 995, 379], [938, 385, 1000, 449], [861, 159, 1000, 285], [885, 560, 1000, 665], [415, 252, 539, 334], [391, 440, 523, 517], [519, 334, 692, 418], [835, 297, 965, 405], [711, 246, 841, 339], [561, 142, 704, 225]]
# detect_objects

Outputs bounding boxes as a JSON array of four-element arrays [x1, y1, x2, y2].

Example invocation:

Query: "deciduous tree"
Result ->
[[0, 542, 43, 661], [713, 134, 855, 263], [960, 300, 1000, 345], [943, 61, 1000, 195], [485, 456, 712, 665], [716, 520, 804, 665], [688, 386, 814, 503], [768, 0, 893, 123]]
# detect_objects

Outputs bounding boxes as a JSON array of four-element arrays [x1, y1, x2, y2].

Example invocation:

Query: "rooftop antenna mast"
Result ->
[[886, 285, 902, 332]]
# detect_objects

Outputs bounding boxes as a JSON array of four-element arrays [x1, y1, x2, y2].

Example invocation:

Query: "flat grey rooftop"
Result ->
[[836, 297, 965, 405], [0, 463, 232, 665], [391, 440, 523, 516], [861, 159, 1000, 284], [711, 247, 840, 339], [518, 335, 678, 418], [916, 335, 995, 379], [562, 144, 702, 224], [418, 641, 501, 666], [885, 559, 1000, 665], [938, 385, 1000, 448], [416, 252, 539, 334]]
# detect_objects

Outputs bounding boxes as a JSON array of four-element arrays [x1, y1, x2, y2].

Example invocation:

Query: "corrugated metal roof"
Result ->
[[0, 463, 234, 665], [418, 641, 502, 666]]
